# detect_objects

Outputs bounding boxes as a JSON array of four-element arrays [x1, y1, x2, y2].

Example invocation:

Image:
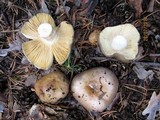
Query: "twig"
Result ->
[[101, 111, 117, 118], [123, 85, 146, 95], [123, 84, 147, 91], [0, 29, 19, 33], [90, 57, 118, 62], [132, 61, 160, 67], [156, 0, 160, 4], [145, 10, 160, 18], [149, 54, 160, 57], [12, 14, 15, 41], [59, 0, 71, 22], [10, 5, 28, 14], [55, 0, 60, 6]]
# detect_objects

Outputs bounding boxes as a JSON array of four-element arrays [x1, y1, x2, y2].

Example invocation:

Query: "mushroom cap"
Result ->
[[71, 67, 119, 112], [21, 13, 55, 39], [52, 21, 74, 64], [22, 39, 53, 70], [34, 71, 69, 104], [99, 23, 140, 62], [21, 13, 74, 69]]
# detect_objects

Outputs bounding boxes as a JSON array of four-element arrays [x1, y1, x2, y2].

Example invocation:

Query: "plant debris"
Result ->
[[0, 40, 22, 57], [133, 63, 154, 80], [142, 91, 160, 120], [0, 0, 160, 119], [29, 104, 47, 120]]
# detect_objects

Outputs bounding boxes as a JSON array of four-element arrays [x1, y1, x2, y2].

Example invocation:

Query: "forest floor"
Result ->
[[0, 0, 160, 120]]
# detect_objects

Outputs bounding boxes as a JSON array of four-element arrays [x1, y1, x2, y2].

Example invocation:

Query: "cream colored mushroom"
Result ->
[[71, 67, 119, 112], [99, 23, 140, 62], [34, 71, 69, 104], [21, 13, 74, 70]]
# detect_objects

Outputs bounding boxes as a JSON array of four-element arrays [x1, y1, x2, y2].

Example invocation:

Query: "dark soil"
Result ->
[[0, 0, 160, 120]]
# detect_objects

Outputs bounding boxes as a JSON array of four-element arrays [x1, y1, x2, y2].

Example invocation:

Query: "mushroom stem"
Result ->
[[38, 23, 59, 46], [111, 35, 127, 50], [42, 30, 58, 44], [38, 23, 53, 38], [38, 23, 58, 44]]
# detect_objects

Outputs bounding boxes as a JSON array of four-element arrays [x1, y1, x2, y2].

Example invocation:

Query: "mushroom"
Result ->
[[71, 67, 119, 112], [34, 71, 69, 104], [88, 30, 101, 45], [21, 13, 74, 69], [99, 23, 140, 62]]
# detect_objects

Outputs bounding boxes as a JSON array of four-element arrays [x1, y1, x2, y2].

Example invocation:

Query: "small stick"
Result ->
[[149, 54, 160, 57], [133, 61, 160, 67], [0, 29, 19, 33]]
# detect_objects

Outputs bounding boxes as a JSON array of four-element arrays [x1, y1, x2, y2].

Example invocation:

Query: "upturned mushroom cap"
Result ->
[[22, 39, 53, 70], [71, 67, 119, 112], [34, 71, 69, 104], [52, 21, 74, 64], [21, 13, 74, 69], [21, 13, 56, 39], [99, 23, 140, 62]]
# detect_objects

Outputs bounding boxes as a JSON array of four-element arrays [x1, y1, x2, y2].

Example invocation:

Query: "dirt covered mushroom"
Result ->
[[99, 23, 140, 62], [21, 13, 74, 70], [34, 71, 69, 104], [71, 67, 119, 112]]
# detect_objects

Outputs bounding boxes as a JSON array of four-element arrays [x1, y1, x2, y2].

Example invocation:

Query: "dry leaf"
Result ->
[[133, 63, 154, 80], [44, 106, 57, 115], [21, 56, 30, 65], [29, 104, 47, 120], [135, 47, 144, 61], [74, 0, 81, 6], [0, 100, 6, 118], [79, 0, 98, 16], [88, 30, 100, 45], [55, 5, 70, 15], [0, 113, 2, 120], [40, 67, 57, 75], [147, 0, 155, 12], [13, 102, 20, 113], [0, 102, 4, 113], [128, 0, 143, 18], [0, 40, 22, 57], [24, 74, 37, 87], [0, 49, 8, 57], [0, 93, 7, 103], [55, 0, 70, 15], [107, 92, 120, 110], [8, 39, 22, 51], [142, 91, 160, 120], [39, 0, 49, 13]]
